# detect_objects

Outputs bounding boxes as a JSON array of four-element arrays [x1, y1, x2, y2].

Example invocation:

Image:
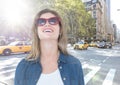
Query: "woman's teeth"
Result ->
[[43, 29, 52, 32]]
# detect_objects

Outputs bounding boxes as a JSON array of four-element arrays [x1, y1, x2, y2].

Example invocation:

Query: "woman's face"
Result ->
[[37, 13, 60, 41]]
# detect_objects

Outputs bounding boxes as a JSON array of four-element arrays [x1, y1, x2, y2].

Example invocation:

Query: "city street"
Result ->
[[0, 0, 120, 85], [0, 44, 120, 85]]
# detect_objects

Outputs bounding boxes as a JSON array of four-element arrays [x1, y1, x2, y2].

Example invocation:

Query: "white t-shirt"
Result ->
[[36, 69, 64, 85]]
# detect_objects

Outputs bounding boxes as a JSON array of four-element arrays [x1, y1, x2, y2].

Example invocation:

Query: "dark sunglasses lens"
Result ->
[[49, 18, 58, 25], [38, 19, 46, 26]]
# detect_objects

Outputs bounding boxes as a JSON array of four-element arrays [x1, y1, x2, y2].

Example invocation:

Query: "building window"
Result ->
[[93, 4, 96, 9], [92, 10, 96, 18], [92, 0, 98, 4]]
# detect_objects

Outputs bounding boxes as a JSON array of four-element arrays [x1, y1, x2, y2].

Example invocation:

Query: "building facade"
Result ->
[[82, 0, 114, 42]]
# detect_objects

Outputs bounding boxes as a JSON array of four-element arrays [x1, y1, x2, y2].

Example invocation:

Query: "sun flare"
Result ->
[[0, 0, 28, 26]]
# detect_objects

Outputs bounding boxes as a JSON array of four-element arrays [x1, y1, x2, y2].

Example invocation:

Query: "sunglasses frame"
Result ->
[[37, 17, 60, 26]]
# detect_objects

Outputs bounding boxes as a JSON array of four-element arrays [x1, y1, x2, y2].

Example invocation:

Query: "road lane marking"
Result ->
[[102, 69, 116, 85], [84, 67, 100, 84], [102, 57, 109, 63], [99, 57, 109, 66]]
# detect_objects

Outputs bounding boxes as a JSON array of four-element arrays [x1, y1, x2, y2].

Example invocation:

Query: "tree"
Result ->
[[52, 0, 96, 41]]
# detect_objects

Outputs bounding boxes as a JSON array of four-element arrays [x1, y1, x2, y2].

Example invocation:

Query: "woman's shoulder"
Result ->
[[16, 59, 29, 71], [18, 58, 29, 65], [16, 58, 37, 69]]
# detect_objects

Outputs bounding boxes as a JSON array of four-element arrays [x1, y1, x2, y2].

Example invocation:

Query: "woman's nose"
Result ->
[[45, 21, 50, 26]]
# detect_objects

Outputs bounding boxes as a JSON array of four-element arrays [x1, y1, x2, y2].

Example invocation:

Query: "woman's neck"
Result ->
[[40, 40, 59, 59], [40, 40, 59, 74]]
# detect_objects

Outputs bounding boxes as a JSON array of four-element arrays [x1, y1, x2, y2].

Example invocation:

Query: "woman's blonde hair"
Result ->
[[26, 9, 68, 61]]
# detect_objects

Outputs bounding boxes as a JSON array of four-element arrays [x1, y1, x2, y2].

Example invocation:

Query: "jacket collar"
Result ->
[[58, 52, 67, 63]]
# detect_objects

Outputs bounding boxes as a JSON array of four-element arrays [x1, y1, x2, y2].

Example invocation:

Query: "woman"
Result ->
[[14, 9, 85, 85]]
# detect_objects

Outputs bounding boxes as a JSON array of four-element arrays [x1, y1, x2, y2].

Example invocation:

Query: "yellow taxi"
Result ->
[[89, 42, 97, 47], [0, 41, 31, 56], [73, 41, 89, 50]]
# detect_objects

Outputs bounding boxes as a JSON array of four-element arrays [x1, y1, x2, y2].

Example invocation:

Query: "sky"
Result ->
[[110, 0, 120, 30]]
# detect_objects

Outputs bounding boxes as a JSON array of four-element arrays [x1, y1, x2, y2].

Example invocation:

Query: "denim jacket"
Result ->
[[14, 53, 85, 85]]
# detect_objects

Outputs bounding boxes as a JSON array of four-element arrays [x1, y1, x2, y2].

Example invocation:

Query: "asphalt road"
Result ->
[[68, 45, 120, 85], [0, 45, 120, 85]]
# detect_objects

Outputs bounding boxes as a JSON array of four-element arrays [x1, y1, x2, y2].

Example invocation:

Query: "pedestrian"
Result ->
[[14, 8, 85, 85]]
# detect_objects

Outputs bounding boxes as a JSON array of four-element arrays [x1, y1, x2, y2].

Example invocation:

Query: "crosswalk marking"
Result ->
[[0, 67, 116, 84], [0, 63, 18, 70], [0, 58, 21, 66], [0, 69, 15, 75], [82, 63, 88, 69], [82, 63, 101, 70], [102, 69, 116, 85], [0, 72, 15, 81], [0, 58, 19, 82], [84, 67, 100, 85]]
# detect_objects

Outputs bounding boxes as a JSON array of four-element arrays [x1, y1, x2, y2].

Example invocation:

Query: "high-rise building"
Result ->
[[105, 0, 115, 42], [105, 0, 111, 20], [82, 0, 114, 42], [82, 0, 104, 40]]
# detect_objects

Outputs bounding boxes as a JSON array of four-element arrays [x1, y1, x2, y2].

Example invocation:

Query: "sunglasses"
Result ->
[[37, 17, 60, 26]]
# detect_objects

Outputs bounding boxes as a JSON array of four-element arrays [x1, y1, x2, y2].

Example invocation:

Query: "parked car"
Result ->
[[73, 41, 89, 50], [0, 41, 31, 56], [97, 41, 112, 48]]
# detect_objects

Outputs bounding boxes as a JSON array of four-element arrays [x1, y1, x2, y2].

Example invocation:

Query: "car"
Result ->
[[97, 41, 112, 48], [73, 41, 89, 50], [0, 41, 31, 56], [89, 42, 97, 47], [106, 42, 112, 48]]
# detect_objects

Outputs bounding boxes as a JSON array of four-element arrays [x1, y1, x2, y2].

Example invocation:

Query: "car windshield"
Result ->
[[99, 41, 105, 45], [8, 41, 20, 46], [77, 42, 84, 44]]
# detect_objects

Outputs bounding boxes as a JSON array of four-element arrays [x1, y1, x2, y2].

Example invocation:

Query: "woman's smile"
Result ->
[[43, 28, 54, 33]]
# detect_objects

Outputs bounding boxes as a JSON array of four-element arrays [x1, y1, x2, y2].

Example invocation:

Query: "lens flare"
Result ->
[[0, 0, 29, 26]]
